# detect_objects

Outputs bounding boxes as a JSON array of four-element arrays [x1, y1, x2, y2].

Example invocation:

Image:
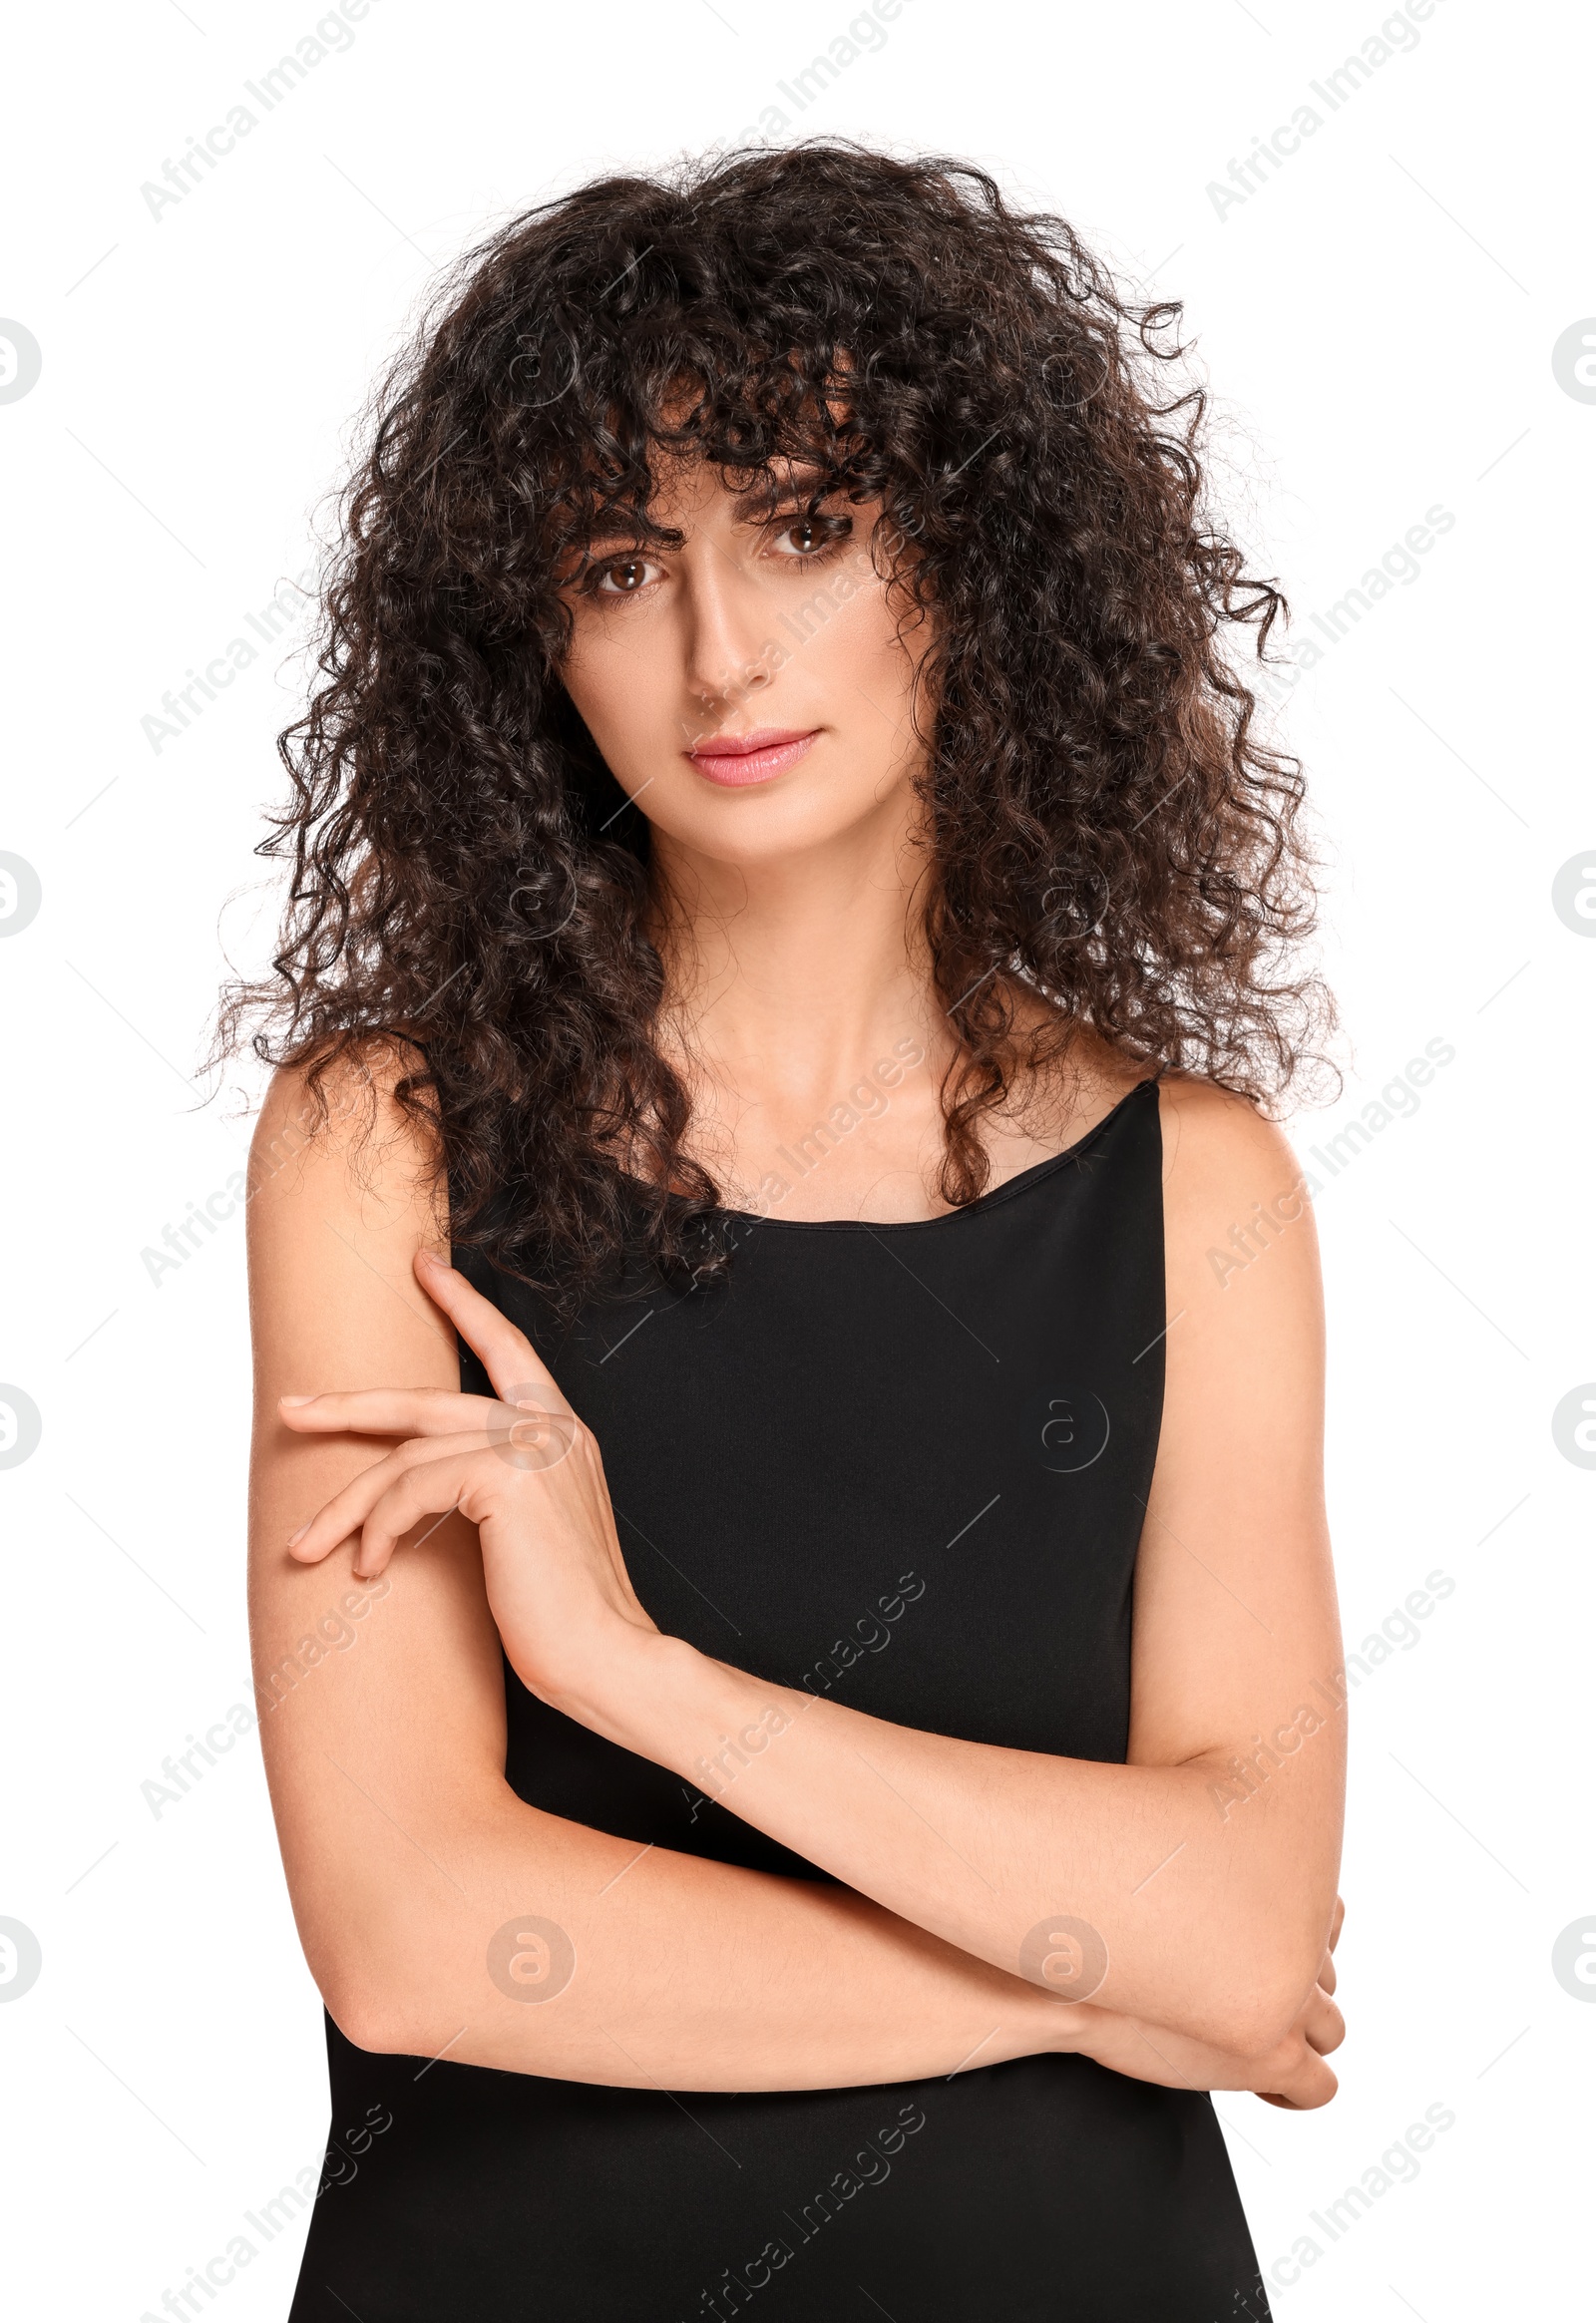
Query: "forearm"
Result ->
[[578, 1636, 1342, 2053], [320, 1780, 1078, 2091]]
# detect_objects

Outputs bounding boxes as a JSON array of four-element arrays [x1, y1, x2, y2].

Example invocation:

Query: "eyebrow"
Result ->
[[568, 467, 840, 564], [727, 466, 833, 519]]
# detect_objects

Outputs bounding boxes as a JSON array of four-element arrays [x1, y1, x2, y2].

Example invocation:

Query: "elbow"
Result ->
[[1203, 1937, 1326, 2061], [317, 1951, 446, 2061], [325, 1986, 451, 2062], [321, 1973, 404, 2057]]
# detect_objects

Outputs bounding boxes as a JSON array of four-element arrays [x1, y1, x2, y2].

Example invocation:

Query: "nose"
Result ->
[[677, 546, 772, 734]]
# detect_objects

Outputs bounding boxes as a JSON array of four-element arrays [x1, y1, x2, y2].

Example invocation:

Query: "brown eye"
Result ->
[[771, 514, 851, 559], [594, 557, 660, 595]]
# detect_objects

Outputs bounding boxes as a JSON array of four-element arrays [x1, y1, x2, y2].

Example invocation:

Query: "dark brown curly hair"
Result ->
[[216, 140, 1328, 1305]]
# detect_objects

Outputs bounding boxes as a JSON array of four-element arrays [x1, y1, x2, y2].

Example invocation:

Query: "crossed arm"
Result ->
[[247, 1058, 1346, 2101]]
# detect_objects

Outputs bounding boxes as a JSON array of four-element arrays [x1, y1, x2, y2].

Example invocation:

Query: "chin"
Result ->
[[644, 772, 912, 865]]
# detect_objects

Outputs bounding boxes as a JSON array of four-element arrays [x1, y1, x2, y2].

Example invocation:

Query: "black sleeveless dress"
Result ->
[[288, 1077, 1270, 2321]]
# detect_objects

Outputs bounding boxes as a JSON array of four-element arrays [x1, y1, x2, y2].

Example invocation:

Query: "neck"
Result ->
[[648, 787, 948, 1108]]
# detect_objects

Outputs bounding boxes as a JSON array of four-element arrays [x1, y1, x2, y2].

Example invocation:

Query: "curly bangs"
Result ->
[[217, 139, 1329, 1304]]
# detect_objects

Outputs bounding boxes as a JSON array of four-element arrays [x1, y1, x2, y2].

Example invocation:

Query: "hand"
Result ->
[[1061, 1894, 1347, 2109], [278, 1249, 659, 1722], [1238, 1887, 1345, 2109]]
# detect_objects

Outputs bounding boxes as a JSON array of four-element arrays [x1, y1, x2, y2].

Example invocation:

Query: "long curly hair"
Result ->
[[216, 140, 1329, 1305]]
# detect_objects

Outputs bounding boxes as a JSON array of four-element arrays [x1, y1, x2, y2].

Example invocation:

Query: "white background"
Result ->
[[2, 1, 1591, 2315]]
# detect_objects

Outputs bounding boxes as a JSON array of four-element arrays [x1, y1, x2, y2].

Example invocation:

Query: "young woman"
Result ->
[[232, 144, 1346, 2321]]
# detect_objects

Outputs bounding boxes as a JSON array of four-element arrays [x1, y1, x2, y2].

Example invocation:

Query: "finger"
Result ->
[[414, 1250, 571, 1411], [351, 1446, 488, 1577], [287, 1428, 505, 1565], [1302, 1990, 1346, 2058], [1258, 2050, 1339, 2110], [1258, 2062, 1338, 2110], [1319, 1945, 1337, 1997], [279, 1387, 511, 1439], [1329, 1893, 1346, 1952]]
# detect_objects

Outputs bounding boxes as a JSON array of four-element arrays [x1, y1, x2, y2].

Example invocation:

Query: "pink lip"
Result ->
[[685, 727, 820, 786]]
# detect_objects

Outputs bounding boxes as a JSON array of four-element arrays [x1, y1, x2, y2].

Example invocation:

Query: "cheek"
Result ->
[[561, 618, 677, 767], [805, 587, 925, 749]]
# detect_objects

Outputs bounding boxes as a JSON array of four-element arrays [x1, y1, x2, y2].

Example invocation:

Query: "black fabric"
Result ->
[[288, 1076, 1270, 2320]]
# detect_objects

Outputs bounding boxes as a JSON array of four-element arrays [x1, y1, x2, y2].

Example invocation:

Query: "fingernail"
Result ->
[[287, 1522, 310, 1547], [417, 1248, 444, 1271], [280, 1394, 312, 1407]]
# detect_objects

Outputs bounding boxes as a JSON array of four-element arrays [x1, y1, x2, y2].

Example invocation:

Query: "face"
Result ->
[[556, 456, 933, 871]]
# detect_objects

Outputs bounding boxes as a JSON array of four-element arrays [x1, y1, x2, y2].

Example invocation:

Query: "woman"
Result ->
[[232, 144, 1346, 2320]]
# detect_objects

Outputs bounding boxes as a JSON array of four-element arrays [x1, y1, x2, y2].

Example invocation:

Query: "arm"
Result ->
[[285, 1076, 1345, 2069], [247, 1054, 1082, 2092], [591, 1078, 1344, 2055]]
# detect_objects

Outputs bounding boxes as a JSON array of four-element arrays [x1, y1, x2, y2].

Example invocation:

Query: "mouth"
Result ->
[[685, 727, 820, 787]]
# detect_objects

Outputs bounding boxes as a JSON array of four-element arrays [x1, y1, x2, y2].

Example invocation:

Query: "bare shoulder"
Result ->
[[1155, 1067, 1298, 1171], [245, 1039, 454, 1394], [1154, 1069, 1323, 1345], [247, 1038, 445, 1248]]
